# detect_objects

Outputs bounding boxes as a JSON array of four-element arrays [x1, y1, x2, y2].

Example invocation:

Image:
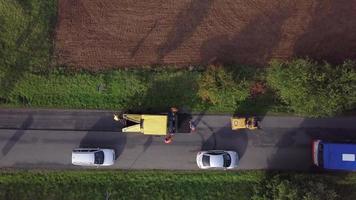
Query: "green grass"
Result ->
[[0, 170, 355, 200], [0, 170, 262, 200], [0, 0, 57, 103], [0, 0, 56, 70], [0, 68, 282, 114]]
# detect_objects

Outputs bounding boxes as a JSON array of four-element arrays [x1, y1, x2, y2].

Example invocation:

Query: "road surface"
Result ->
[[0, 109, 355, 170]]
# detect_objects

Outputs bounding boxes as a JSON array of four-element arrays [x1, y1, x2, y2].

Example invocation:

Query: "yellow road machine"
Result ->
[[113, 108, 193, 136], [231, 116, 261, 130]]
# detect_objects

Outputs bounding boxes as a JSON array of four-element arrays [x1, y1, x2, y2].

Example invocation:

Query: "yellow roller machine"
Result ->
[[231, 116, 261, 130]]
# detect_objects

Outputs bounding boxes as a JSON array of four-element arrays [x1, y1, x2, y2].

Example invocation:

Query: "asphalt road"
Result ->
[[0, 109, 355, 170]]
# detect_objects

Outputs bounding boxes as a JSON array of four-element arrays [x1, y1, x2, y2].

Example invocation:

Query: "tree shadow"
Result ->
[[157, 0, 213, 62], [195, 6, 294, 156], [200, 3, 293, 66], [130, 20, 159, 58], [294, 0, 356, 64], [1, 114, 33, 157], [125, 72, 200, 113], [14, 0, 33, 12], [200, 122, 248, 160], [0, 1, 56, 104], [79, 117, 127, 160]]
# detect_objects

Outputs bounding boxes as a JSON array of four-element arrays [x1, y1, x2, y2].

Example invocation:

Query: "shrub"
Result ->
[[250, 81, 267, 97], [252, 174, 338, 200], [197, 65, 250, 110], [267, 59, 356, 117]]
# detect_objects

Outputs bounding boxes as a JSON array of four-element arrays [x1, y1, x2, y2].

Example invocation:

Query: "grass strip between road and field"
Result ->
[[0, 170, 356, 200], [0, 67, 284, 115]]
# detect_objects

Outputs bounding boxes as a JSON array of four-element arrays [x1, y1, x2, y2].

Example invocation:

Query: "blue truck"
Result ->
[[313, 140, 356, 171]]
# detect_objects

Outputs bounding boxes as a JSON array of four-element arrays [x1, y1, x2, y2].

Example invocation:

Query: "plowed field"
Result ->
[[55, 0, 356, 70]]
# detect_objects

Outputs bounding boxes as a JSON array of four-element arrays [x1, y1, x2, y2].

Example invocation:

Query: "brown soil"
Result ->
[[55, 0, 356, 70]]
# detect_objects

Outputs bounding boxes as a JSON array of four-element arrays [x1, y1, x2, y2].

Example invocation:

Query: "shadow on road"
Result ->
[[1, 114, 33, 157], [10, 162, 73, 169], [266, 118, 356, 171], [199, 120, 248, 160], [84, 114, 123, 132], [79, 117, 126, 160]]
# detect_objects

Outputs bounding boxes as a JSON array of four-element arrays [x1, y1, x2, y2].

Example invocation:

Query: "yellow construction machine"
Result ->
[[113, 108, 193, 136], [231, 116, 261, 130]]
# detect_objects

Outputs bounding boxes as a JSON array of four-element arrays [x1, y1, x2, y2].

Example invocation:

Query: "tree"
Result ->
[[267, 59, 356, 117], [197, 65, 249, 108]]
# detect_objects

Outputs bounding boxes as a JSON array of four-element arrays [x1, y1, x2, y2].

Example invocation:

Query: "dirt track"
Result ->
[[55, 0, 356, 70]]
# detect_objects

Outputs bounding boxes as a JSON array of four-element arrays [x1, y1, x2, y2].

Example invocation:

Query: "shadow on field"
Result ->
[[200, 3, 293, 66], [1, 114, 33, 157], [125, 72, 199, 113], [131, 20, 159, 58], [294, 0, 356, 64], [79, 117, 127, 160], [0, 1, 56, 105], [157, 0, 213, 62]]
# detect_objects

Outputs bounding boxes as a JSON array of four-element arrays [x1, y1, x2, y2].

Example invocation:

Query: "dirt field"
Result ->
[[55, 0, 356, 70]]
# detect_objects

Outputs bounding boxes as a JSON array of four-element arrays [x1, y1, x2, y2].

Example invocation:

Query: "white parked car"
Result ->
[[196, 150, 238, 169], [71, 148, 115, 166]]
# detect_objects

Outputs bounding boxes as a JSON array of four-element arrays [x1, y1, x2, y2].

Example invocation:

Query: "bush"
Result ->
[[267, 59, 356, 117], [252, 174, 338, 200], [197, 65, 250, 110]]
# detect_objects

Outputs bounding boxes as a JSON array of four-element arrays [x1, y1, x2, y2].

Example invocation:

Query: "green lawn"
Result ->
[[0, 170, 355, 200]]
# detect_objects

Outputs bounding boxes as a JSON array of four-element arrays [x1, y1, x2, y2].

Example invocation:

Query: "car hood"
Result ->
[[102, 149, 115, 166]]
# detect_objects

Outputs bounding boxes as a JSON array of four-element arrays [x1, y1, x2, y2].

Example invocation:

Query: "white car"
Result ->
[[72, 148, 115, 166], [196, 150, 238, 169]]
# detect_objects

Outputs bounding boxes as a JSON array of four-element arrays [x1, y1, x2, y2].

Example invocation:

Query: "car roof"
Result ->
[[323, 142, 356, 170], [72, 152, 95, 165], [209, 154, 224, 167]]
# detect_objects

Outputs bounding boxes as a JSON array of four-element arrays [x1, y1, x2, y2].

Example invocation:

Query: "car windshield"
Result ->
[[202, 155, 210, 166], [223, 153, 231, 167], [94, 151, 104, 164]]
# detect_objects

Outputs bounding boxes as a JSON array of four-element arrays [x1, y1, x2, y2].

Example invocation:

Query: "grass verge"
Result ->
[[0, 170, 355, 200], [0, 170, 262, 200], [0, 68, 283, 114]]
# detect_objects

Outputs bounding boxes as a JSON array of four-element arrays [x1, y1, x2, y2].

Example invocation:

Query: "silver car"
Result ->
[[196, 150, 238, 169], [72, 148, 115, 166]]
